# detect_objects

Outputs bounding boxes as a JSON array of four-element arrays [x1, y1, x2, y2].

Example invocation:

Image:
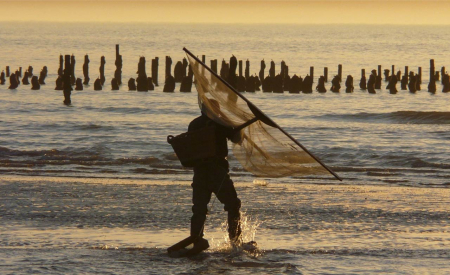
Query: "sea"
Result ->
[[0, 22, 449, 274]]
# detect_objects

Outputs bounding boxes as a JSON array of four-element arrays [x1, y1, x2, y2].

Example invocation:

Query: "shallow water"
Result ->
[[1, 22, 450, 274]]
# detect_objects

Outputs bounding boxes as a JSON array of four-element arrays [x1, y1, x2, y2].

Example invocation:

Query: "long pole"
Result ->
[[183, 47, 342, 181]]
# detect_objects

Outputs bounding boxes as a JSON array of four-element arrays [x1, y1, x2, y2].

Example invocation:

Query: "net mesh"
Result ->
[[187, 54, 329, 178]]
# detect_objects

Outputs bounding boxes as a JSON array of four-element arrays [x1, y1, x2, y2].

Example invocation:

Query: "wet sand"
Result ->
[[1, 175, 449, 274]]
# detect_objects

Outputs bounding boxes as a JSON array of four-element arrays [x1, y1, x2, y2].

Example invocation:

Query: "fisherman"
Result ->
[[187, 99, 242, 252]]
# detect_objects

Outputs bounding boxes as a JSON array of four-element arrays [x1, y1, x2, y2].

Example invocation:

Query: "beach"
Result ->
[[1, 22, 450, 274]]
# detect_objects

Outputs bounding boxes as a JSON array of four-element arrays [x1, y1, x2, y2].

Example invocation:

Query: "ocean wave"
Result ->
[[317, 111, 450, 124]]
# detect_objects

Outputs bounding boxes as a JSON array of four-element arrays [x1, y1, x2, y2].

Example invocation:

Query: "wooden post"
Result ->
[[324, 67, 328, 82], [202, 55, 206, 64], [6, 66, 10, 77], [338, 64, 342, 82], [63, 55, 72, 105], [211, 59, 217, 74], [152, 57, 159, 86], [430, 59, 435, 82], [239, 60, 243, 77], [19, 67, 22, 77], [418, 67, 422, 84], [245, 60, 250, 79], [404, 66, 408, 79], [429, 59, 436, 92], [310, 66, 314, 83], [391, 65, 395, 76], [441, 66, 445, 84]]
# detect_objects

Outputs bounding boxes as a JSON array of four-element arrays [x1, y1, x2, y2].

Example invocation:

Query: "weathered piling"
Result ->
[[22, 71, 30, 85], [6, 66, 10, 77], [408, 72, 417, 93], [269, 61, 275, 79], [345, 75, 354, 93], [428, 59, 436, 93], [360, 69, 366, 90], [0, 71, 5, 85], [391, 65, 395, 77], [227, 56, 238, 102], [211, 59, 218, 74], [58, 55, 63, 77], [331, 75, 341, 93], [386, 71, 398, 94], [316, 75, 326, 93], [115, 44, 122, 85], [375, 65, 382, 89], [303, 74, 313, 93], [310, 66, 314, 83], [83, 55, 90, 85], [8, 73, 18, 89], [111, 78, 119, 90], [63, 55, 72, 105], [94, 78, 102, 91], [418, 67, 422, 84], [259, 60, 265, 84], [441, 67, 445, 84], [39, 66, 47, 84], [100, 56, 106, 86], [75, 78, 83, 91], [137, 57, 149, 92], [367, 70, 376, 93], [70, 55, 76, 85], [174, 61, 184, 83], [19, 67, 22, 78], [324, 67, 328, 82], [202, 55, 206, 64], [384, 69, 390, 81], [128, 78, 136, 91], [442, 73, 450, 93], [245, 60, 250, 80], [220, 59, 229, 79], [338, 64, 342, 82], [180, 65, 193, 92], [151, 57, 159, 86], [28, 66, 33, 77], [237, 60, 246, 92], [401, 66, 408, 90], [147, 77, 155, 91], [31, 76, 40, 90], [163, 56, 175, 93]]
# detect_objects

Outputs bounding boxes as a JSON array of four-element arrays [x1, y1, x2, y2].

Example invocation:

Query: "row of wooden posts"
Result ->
[[1, 45, 449, 105]]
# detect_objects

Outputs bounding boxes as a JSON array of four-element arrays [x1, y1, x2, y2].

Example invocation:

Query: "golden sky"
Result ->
[[1, 1, 449, 24]]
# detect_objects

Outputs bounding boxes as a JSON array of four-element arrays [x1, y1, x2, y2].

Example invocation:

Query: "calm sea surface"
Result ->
[[0, 22, 449, 274]]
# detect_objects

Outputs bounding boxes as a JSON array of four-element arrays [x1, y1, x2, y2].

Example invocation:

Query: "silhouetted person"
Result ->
[[187, 101, 242, 251], [8, 73, 19, 89], [31, 76, 40, 90], [302, 75, 313, 93], [111, 78, 119, 90], [386, 75, 398, 94], [83, 54, 90, 85], [0, 70, 5, 85], [100, 56, 106, 86], [38, 66, 47, 84], [94, 77, 102, 91], [367, 73, 376, 94], [136, 57, 149, 92], [180, 66, 194, 93], [163, 75, 175, 92], [408, 72, 416, 93], [128, 78, 137, 91], [330, 75, 341, 93], [75, 78, 83, 91], [345, 75, 354, 93], [70, 55, 76, 85], [55, 76, 63, 90], [147, 77, 155, 90], [316, 75, 327, 93], [22, 71, 30, 85], [152, 57, 159, 86]]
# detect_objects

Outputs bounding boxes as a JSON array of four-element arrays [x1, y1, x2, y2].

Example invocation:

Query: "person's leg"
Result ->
[[191, 181, 212, 239], [210, 165, 242, 243]]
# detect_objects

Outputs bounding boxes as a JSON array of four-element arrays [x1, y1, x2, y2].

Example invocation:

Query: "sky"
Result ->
[[0, 1, 449, 24]]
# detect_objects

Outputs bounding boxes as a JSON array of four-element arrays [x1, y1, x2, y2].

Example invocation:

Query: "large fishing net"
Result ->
[[186, 53, 336, 179]]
